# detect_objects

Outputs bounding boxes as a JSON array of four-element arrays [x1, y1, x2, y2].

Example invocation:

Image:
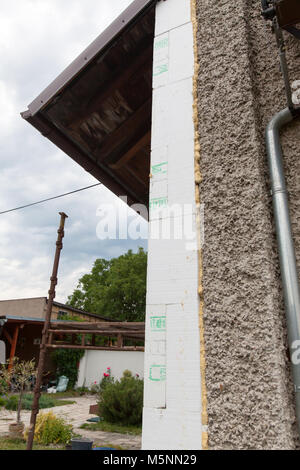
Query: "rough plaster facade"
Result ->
[[0, 298, 47, 319], [0, 297, 103, 322], [195, 0, 300, 449]]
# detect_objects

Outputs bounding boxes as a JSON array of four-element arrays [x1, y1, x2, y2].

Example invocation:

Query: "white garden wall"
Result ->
[[76, 350, 144, 387]]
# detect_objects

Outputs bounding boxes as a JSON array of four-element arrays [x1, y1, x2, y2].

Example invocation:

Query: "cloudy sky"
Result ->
[[0, 0, 148, 303]]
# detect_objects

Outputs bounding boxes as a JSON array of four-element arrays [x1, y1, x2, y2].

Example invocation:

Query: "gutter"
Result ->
[[265, 107, 300, 436]]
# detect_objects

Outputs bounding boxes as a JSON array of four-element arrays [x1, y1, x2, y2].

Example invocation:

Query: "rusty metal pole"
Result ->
[[26, 212, 68, 450]]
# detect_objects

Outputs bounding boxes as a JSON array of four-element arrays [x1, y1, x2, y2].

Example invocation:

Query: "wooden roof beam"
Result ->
[[48, 329, 144, 336], [46, 344, 144, 352], [94, 98, 152, 164], [67, 42, 153, 130], [50, 321, 145, 329], [109, 130, 151, 170]]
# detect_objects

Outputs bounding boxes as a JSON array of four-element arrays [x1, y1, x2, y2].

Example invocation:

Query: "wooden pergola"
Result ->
[[47, 320, 145, 352], [0, 316, 45, 371]]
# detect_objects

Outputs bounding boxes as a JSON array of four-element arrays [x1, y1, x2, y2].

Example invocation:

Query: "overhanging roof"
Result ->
[[21, 0, 156, 206]]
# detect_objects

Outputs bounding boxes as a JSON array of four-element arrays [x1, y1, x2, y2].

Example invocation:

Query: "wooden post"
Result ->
[[3, 329, 13, 346], [26, 212, 68, 451], [48, 332, 53, 346], [117, 334, 123, 348], [8, 325, 19, 372]]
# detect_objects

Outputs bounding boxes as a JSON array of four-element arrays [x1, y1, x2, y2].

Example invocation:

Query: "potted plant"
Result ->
[[0, 358, 37, 438]]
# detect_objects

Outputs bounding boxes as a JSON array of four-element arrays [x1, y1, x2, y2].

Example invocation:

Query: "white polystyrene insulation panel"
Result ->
[[142, 408, 202, 450], [142, 0, 202, 450], [155, 0, 191, 36]]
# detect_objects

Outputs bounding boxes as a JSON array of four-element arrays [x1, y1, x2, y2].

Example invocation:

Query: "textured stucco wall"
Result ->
[[0, 297, 46, 319], [196, 0, 300, 449]]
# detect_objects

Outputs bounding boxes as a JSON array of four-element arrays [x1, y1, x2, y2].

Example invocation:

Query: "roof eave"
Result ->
[[21, 111, 143, 206], [23, 0, 156, 117]]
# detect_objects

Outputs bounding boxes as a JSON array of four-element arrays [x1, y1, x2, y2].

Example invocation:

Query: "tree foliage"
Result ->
[[0, 358, 37, 423], [67, 248, 147, 322]]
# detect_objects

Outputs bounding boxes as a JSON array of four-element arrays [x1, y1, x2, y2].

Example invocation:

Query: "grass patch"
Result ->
[[80, 421, 142, 436], [94, 442, 125, 450], [0, 437, 65, 450], [2, 393, 76, 411], [39, 395, 76, 408]]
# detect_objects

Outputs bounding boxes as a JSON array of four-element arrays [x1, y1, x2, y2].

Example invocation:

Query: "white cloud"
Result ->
[[0, 81, 18, 136], [0, 0, 148, 304]]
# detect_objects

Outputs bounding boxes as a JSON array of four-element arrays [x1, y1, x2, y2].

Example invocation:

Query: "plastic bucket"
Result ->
[[71, 438, 93, 450]]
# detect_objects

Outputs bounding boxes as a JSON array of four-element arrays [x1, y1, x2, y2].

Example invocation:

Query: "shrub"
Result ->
[[75, 385, 90, 396], [4, 394, 55, 411], [0, 377, 9, 396], [99, 367, 114, 395], [4, 395, 18, 411], [23, 394, 57, 410], [98, 370, 143, 426], [24, 411, 73, 445], [3, 393, 74, 411], [89, 382, 100, 395], [0, 396, 6, 407]]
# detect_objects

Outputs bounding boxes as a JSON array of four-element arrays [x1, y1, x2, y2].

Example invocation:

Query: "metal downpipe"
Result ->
[[266, 107, 300, 436]]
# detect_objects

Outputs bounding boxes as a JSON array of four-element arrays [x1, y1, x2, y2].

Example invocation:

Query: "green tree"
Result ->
[[67, 248, 147, 322]]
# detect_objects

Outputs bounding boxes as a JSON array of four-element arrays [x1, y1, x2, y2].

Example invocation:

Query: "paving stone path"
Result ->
[[0, 395, 141, 450]]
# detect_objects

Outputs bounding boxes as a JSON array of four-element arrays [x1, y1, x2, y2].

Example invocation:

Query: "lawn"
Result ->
[[80, 421, 142, 436], [1, 393, 76, 411], [0, 436, 127, 451], [0, 437, 65, 450]]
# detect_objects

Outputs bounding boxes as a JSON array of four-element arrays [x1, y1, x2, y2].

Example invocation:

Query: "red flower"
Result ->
[[103, 373, 109, 377]]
